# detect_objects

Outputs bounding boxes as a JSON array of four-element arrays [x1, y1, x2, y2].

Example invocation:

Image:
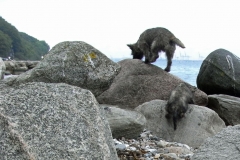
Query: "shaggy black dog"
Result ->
[[165, 83, 193, 130], [127, 27, 185, 72]]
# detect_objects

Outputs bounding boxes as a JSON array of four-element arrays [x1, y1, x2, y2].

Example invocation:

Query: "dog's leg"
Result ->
[[150, 38, 162, 62], [165, 51, 173, 72], [164, 45, 176, 72], [138, 42, 151, 63], [133, 53, 144, 59]]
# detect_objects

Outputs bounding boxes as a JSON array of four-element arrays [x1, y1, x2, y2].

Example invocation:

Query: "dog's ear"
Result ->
[[127, 44, 133, 50]]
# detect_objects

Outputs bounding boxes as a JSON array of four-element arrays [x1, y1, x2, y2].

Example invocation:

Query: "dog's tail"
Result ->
[[171, 37, 185, 48], [173, 112, 178, 130]]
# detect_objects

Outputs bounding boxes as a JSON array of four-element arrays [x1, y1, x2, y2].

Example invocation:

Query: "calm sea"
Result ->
[[112, 58, 203, 87]]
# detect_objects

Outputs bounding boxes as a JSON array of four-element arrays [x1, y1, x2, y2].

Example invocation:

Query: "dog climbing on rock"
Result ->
[[165, 83, 193, 130], [127, 27, 185, 72]]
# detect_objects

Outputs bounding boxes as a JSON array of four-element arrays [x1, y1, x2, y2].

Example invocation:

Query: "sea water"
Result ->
[[112, 58, 203, 87], [153, 59, 203, 86]]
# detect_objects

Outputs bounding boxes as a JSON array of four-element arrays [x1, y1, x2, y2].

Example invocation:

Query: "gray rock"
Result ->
[[208, 94, 240, 125], [0, 82, 118, 159], [25, 61, 39, 69], [197, 48, 240, 97], [101, 104, 146, 139], [135, 99, 226, 148], [6, 41, 121, 96], [97, 59, 208, 109], [3, 60, 15, 74], [0, 58, 6, 79], [0, 76, 13, 95], [192, 125, 240, 160], [15, 61, 39, 75], [4, 61, 39, 75]]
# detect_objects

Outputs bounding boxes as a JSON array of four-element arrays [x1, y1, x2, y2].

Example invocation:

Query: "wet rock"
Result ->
[[197, 48, 240, 97]]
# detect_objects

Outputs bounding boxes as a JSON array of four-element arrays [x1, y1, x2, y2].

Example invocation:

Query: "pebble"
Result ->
[[115, 144, 127, 151], [115, 129, 194, 160]]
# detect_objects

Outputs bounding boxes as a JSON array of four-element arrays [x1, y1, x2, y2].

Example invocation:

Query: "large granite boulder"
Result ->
[[0, 58, 6, 79], [135, 100, 226, 148], [100, 104, 146, 139], [197, 48, 240, 97], [0, 82, 118, 159], [6, 41, 121, 96], [208, 94, 240, 125], [97, 59, 208, 109], [192, 125, 240, 160]]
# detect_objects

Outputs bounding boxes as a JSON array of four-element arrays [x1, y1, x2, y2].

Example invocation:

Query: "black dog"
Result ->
[[127, 27, 185, 72], [165, 83, 193, 130]]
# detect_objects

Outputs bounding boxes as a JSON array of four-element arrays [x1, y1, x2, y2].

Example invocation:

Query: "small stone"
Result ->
[[144, 153, 152, 158], [115, 144, 126, 151], [150, 136, 160, 141], [183, 144, 191, 150], [140, 133, 147, 138], [147, 148, 157, 154], [162, 153, 179, 160], [154, 153, 160, 158], [129, 147, 136, 151], [166, 146, 193, 155], [179, 153, 194, 159], [157, 140, 168, 148], [113, 139, 122, 145]]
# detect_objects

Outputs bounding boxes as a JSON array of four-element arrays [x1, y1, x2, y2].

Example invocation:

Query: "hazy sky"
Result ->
[[1, 0, 240, 59]]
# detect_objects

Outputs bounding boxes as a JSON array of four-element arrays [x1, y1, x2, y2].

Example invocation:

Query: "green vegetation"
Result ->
[[0, 16, 50, 60]]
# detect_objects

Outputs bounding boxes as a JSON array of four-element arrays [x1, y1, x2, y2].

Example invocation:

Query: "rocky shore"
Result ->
[[1, 42, 240, 159], [115, 129, 194, 160]]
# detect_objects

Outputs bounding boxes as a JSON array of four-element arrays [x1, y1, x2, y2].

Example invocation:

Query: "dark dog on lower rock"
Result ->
[[165, 83, 193, 130], [127, 27, 185, 72]]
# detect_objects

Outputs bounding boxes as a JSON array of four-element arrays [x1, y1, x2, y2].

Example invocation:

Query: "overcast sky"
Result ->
[[1, 0, 240, 60]]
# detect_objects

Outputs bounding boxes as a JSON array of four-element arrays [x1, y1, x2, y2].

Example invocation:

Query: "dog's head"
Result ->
[[127, 44, 144, 59]]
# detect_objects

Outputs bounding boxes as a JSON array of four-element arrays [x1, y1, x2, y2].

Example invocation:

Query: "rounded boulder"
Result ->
[[197, 48, 240, 97]]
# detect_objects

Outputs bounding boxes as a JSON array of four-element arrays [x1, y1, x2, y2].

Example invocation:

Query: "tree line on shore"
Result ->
[[0, 16, 50, 60]]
